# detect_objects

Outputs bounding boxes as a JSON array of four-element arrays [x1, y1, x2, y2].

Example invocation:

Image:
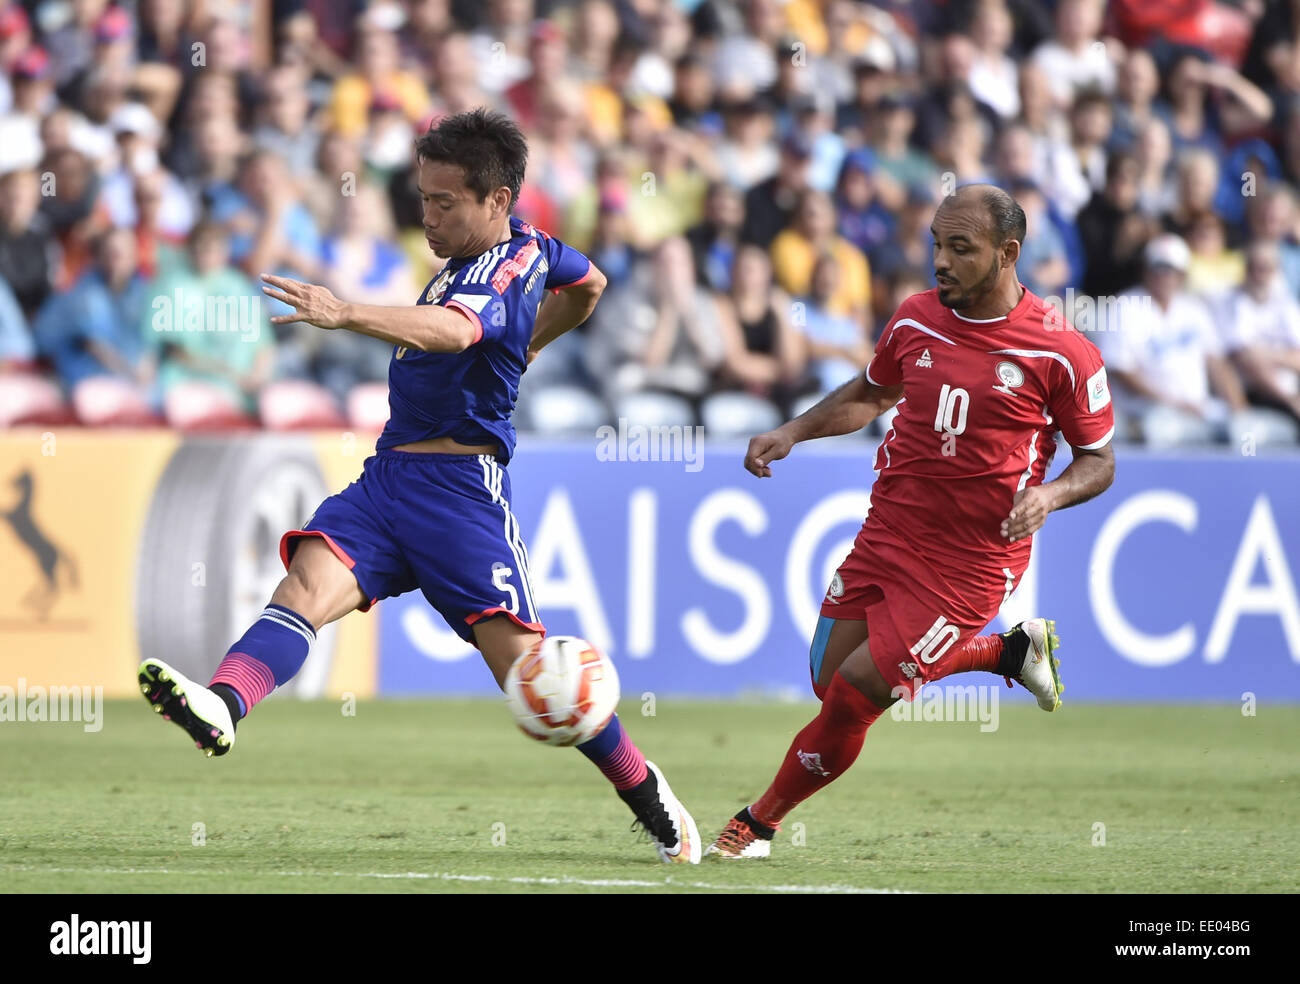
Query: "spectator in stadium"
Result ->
[[584, 235, 724, 409], [1029, 0, 1115, 108], [503, 19, 570, 132], [251, 64, 320, 180], [1040, 87, 1111, 221], [1185, 212, 1245, 301], [181, 109, 246, 214], [1110, 48, 1160, 151], [1011, 179, 1070, 299], [867, 91, 935, 202], [149, 219, 275, 425], [795, 251, 872, 397], [10, 46, 56, 122], [713, 244, 805, 408], [363, 90, 417, 178], [834, 149, 895, 262], [327, 21, 429, 137], [667, 51, 721, 134], [1245, 183, 1300, 297], [131, 166, 185, 279], [1164, 147, 1225, 244], [1161, 51, 1273, 156], [784, 91, 846, 196], [715, 97, 779, 192], [713, 0, 785, 95], [425, 31, 490, 118], [868, 182, 938, 306], [621, 123, 711, 249], [0, 276, 34, 367], [0, 165, 58, 321], [930, 112, 995, 187], [1223, 240, 1300, 425], [468, 0, 536, 96], [770, 187, 871, 326], [216, 149, 322, 286], [0, 3, 33, 115], [1016, 60, 1066, 149], [38, 145, 107, 291], [1102, 234, 1250, 444], [586, 183, 634, 290], [834, 44, 899, 145], [101, 102, 194, 241], [740, 132, 814, 249], [1076, 151, 1153, 299], [968, 0, 1021, 121], [686, 179, 745, 293], [31, 226, 152, 397], [530, 79, 599, 223], [1134, 115, 1176, 218]]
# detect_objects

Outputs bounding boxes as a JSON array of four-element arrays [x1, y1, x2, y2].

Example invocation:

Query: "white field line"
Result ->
[[5, 865, 914, 894]]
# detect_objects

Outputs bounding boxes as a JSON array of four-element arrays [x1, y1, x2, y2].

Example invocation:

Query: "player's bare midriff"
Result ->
[[390, 437, 501, 455]]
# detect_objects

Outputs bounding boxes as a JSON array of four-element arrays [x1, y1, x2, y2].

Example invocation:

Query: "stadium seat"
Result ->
[[1138, 406, 1217, 448], [700, 391, 782, 438], [162, 381, 256, 430], [71, 376, 161, 427], [1229, 408, 1300, 449], [517, 384, 608, 435], [0, 372, 75, 427], [611, 390, 697, 430], [346, 382, 391, 431], [258, 380, 347, 430]]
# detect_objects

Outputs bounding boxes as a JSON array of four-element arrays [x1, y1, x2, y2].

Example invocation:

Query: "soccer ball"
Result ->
[[504, 636, 620, 746]]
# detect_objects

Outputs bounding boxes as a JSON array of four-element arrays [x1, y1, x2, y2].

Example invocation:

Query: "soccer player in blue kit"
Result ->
[[138, 109, 701, 864]]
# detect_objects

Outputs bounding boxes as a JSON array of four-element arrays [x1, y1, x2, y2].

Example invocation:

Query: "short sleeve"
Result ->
[[442, 280, 508, 345], [541, 233, 592, 293], [1048, 335, 1115, 450], [863, 304, 908, 387]]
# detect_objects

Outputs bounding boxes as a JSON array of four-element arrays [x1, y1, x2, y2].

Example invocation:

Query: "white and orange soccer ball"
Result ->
[[504, 636, 620, 746]]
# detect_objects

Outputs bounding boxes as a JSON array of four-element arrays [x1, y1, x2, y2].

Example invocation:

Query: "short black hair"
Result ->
[[984, 185, 1027, 246], [415, 108, 528, 210]]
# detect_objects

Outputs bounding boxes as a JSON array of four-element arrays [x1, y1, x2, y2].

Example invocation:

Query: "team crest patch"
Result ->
[[993, 360, 1024, 395], [825, 571, 845, 604], [425, 269, 453, 304]]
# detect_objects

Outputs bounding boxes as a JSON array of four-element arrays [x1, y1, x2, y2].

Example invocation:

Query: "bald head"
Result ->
[[937, 184, 1027, 247], [930, 183, 1027, 316]]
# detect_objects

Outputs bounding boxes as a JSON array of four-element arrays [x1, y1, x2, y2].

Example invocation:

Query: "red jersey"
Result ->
[[862, 287, 1114, 573]]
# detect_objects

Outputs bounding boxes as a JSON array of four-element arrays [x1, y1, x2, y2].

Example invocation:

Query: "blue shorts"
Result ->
[[279, 450, 543, 644]]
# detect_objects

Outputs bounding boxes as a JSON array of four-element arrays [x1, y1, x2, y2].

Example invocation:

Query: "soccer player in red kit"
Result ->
[[707, 185, 1116, 858]]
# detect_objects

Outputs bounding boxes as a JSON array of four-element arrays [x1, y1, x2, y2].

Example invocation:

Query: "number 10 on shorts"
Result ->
[[911, 615, 960, 664]]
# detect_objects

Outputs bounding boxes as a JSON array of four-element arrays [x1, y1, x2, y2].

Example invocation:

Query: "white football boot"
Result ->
[[622, 761, 702, 864], [139, 659, 236, 757], [1006, 618, 1064, 712]]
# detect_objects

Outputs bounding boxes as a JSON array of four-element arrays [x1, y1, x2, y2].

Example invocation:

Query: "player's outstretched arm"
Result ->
[[527, 266, 608, 364], [744, 375, 903, 477], [1000, 441, 1115, 543], [260, 274, 480, 352]]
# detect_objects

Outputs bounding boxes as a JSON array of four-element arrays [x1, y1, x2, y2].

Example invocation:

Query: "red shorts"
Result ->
[[820, 522, 1025, 699]]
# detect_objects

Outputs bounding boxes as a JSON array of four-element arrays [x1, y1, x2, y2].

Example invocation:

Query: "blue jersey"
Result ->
[[376, 215, 592, 461]]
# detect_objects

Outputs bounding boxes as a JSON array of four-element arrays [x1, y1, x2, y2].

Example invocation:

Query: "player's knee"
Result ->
[[837, 660, 896, 710]]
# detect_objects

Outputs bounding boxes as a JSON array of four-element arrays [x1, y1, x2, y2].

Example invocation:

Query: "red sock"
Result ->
[[749, 672, 883, 829], [936, 633, 1003, 677]]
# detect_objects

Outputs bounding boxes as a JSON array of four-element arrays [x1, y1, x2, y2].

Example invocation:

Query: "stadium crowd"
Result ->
[[2, 0, 1300, 445]]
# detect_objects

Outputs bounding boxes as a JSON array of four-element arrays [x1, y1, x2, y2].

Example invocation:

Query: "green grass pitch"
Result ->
[[3, 698, 1297, 893]]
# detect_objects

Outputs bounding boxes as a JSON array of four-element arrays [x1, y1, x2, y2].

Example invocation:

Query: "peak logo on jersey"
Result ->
[[898, 661, 919, 679], [915, 349, 933, 368], [797, 749, 831, 777], [993, 360, 1025, 395], [1087, 366, 1111, 413]]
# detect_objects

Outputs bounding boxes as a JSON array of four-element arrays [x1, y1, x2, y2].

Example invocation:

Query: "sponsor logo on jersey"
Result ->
[[993, 360, 1025, 395], [797, 749, 831, 777], [1087, 365, 1111, 412], [898, 661, 919, 679], [915, 348, 933, 368]]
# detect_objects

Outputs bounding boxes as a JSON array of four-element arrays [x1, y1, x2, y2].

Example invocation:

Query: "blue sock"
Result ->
[[209, 604, 316, 716], [576, 714, 648, 789]]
